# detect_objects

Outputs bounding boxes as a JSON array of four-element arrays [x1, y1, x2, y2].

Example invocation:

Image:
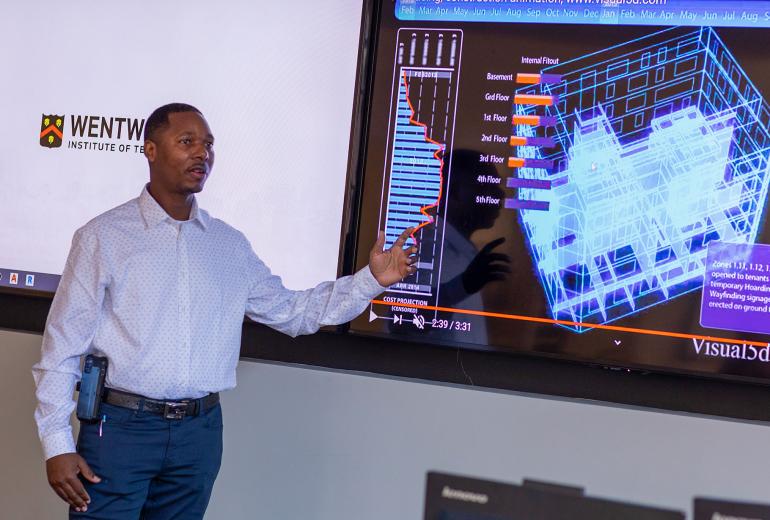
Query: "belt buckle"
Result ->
[[164, 401, 188, 420]]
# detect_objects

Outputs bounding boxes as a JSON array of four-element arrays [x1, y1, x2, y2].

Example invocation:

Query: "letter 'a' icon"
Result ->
[[40, 114, 65, 148]]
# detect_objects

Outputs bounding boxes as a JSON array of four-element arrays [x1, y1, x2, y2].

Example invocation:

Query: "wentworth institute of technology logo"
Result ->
[[36, 110, 146, 153], [40, 114, 64, 148]]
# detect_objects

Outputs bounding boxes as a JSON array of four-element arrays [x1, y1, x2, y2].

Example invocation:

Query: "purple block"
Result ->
[[540, 73, 563, 84], [700, 241, 770, 335], [524, 158, 554, 169], [556, 234, 576, 247], [540, 116, 558, 127], [526, 137, 556, 147], [507, 178, 552, 189], [505, 198, 550, 211]]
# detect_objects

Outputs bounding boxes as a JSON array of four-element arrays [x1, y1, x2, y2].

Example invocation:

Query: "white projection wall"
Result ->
[[0, 0, 361, 289]]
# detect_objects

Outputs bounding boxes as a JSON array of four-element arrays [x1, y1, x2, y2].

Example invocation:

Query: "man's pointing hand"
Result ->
[[369, 227, 418, 287]]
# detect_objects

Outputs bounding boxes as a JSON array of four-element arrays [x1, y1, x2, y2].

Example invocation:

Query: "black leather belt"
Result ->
[[103, 388, 219, 420]]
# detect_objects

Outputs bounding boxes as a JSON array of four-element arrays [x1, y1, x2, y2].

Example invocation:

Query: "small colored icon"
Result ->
[[25, 274, 35, 287], [9, 272, 19, 285]]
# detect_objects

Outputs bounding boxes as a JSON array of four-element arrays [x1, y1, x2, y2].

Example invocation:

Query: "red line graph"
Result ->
[[401, 70, 445, 245]]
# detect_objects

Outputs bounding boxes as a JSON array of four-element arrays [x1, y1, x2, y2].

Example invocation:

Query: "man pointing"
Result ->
[[33, 103, 415, 519]]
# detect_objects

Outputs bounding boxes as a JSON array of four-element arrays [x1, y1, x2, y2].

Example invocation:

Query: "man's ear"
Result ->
[[144, 140, 156, 162]]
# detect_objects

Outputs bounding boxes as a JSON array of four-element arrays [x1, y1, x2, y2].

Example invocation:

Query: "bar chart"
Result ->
[[379, 28, 463, 298]]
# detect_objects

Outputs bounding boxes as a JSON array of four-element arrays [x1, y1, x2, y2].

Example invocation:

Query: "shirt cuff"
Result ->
[[41, 428, 76, 460], [355, 265, 388, 298]]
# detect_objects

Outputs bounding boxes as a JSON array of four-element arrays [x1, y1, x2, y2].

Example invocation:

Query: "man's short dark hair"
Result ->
[[144, 103, 202, 141]]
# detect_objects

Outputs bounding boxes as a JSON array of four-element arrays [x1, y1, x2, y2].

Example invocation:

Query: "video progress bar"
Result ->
[[370, 300, 768, 347]]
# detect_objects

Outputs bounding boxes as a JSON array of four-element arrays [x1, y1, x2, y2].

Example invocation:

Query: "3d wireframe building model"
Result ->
[[513, 26, 770, 331]]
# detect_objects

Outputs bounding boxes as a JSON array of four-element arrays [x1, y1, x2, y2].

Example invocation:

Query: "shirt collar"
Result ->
[[139, 184, 209, 230]]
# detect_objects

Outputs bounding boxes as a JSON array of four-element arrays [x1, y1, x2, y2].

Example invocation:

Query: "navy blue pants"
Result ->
[[71, 401, 223, 519]]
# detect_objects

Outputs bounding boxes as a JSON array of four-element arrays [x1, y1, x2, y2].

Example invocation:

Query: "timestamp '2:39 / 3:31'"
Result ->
[[431, 319, 472, 332]]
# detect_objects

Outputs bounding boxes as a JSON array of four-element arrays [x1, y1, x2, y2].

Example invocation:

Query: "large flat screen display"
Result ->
[[346, 0, 770, 383]]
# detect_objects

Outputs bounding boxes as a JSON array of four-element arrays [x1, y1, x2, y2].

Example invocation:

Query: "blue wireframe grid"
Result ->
[[514, 26, 770, 331]]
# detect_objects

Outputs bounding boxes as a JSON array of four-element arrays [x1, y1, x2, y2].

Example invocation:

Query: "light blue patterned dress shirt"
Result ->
[[32, 186, 385, 460]]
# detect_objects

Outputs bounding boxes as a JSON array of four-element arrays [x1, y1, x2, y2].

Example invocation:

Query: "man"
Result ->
[[32, 103, 416, 519]]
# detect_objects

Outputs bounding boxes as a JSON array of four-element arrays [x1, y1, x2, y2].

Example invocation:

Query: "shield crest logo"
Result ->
[[40, 114, 65, 148]]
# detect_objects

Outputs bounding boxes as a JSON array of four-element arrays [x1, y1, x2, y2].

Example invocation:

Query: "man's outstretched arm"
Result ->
[[244, 227, 417, 336]]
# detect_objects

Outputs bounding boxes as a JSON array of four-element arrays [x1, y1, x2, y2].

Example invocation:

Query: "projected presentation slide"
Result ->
[[349, 0, 770, 382], [0, 2, 357, 296]]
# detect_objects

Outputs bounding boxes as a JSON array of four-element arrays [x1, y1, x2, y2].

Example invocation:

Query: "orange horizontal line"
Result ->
[[513, 115, 540, 126], [516, 73, 541, 84], [508, 157, 525, 168], [510, 136, 527, 146], [371, 300, 768, 348], [514, 94, 555, 106]]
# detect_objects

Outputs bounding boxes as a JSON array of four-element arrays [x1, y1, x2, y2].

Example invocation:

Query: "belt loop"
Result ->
[[138, 398, 145, 413]]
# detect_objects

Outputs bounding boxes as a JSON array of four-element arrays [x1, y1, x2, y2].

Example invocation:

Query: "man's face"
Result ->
[[145, 111, 215, 196]]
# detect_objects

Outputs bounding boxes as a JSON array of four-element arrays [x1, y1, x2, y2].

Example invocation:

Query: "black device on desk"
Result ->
[[424, 472, 685, 520], [76, 354, 108, 422]]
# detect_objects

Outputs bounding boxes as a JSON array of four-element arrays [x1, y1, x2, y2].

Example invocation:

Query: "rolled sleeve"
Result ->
[[40, 428, 77, 460], [353, 265, 388, 299]]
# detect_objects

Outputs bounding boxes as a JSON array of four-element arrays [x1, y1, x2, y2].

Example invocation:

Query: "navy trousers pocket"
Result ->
[[71, 403, 223, 520]]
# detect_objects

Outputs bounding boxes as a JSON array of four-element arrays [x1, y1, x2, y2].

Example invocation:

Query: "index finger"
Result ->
[[392, 227, 415, 248], [58, 480, 88, 510], [68, 474, 91, 506]]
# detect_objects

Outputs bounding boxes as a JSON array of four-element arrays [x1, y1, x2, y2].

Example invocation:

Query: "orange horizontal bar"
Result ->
[[516, 73, 541, 84], [370, 300, 769, 348], [510, 136, 527, 146], [514, 94, 555, 106], [508, 157, 525, 168], [513, 115, 540, 126]]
